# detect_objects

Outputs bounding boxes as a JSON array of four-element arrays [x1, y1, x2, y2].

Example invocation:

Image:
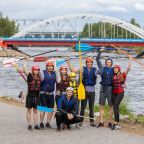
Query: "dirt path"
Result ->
[[0, 103, 144, 144]]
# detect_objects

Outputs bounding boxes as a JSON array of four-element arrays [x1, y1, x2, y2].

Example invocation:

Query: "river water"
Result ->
[[0, 47, 144, 114]]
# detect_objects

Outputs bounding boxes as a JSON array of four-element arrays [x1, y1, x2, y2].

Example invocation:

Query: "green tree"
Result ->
[[130, 18, 140, 28], [0, 16, 19, 37], [81, 18, 141, 39]]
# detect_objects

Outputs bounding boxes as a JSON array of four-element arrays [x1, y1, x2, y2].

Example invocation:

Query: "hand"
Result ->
[[12, 63, 18, 67], [100, 47, 105, 52], [67, 113, 73, 120], [128, 55, 133, 61], [67, 57, 70, 65]]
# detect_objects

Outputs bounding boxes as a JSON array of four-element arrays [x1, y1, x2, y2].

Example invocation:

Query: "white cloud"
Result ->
[[107, 6, 128, 12], [135, 3, 144, 11]]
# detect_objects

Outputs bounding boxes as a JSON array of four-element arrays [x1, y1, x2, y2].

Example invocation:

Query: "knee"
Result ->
[[27, 108, 32, 113], [100, 105, 104, 110], [55, 112, 62, 118], [33, 108, 37, 114]]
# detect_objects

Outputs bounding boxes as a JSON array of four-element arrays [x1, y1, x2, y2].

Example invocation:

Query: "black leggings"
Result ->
[[55, 112, 82, 127], [112, 92, 124, 123], [80, 91, 95, 122]]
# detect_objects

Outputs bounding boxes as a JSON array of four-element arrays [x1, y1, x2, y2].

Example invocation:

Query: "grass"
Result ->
[[94, 100, 144, 124]]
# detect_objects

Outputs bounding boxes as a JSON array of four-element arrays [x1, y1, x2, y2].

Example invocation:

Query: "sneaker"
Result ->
[[34, 125, 40, 130], [45, 122, 53, 129], [90, 122, 97, 127], [97, 122, 104, 128], [79, 122, 83, 127], [28, 125, 33, 131], [57, 126, 61, 132], [108, 122, 113, 129], [75, 123, 80, 128], [67, 124, 71, 130], [63, 124, 67, 130], [111, 124, 121, 130], [40, 122, 44, 129]]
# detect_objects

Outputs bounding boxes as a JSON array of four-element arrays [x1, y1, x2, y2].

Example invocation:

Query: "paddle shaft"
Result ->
[[78, 40, 83, 82], [1, 45, 27, 81], [110, 44, 144, 68], [19, 49, 57, 61], [54, 110, 95, 120]]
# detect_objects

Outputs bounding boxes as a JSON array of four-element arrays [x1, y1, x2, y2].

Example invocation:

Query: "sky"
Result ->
[[1, 0, 144, 27]]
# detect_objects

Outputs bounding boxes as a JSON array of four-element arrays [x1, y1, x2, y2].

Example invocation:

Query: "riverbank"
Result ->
[[0, 96, 144, 136], [0, 49, 28, 57]]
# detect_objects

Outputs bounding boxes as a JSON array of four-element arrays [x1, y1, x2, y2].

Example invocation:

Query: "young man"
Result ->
[[96, 50, 114, 128], [112, 62, 131, 130], [67, 57, 100, 127], [23, 64, 41, 131], [56, 66, 70, 105], [39, 60, 58, 129], [55, 87, 81, 132]]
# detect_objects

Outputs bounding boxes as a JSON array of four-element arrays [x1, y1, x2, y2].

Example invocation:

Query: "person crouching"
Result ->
[[55, 87, 82, 132]]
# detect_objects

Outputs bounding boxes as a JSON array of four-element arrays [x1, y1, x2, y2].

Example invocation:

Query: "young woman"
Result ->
[[112, 62, 131, 130], [23, 63, 41, 131], [56, 66, 70, 105]]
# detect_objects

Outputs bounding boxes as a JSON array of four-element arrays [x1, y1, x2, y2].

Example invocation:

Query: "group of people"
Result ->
[[15, 49, 131, 132]]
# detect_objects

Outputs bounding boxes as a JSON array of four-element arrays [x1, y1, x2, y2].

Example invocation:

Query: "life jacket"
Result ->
[[113, 72, 126, 94], [101, 67, 114, 86], [57, 75, 70, 92], [40, 70, 56, 92], [69, 80, 78, 97], [82, 66, 97, 86], [27, 73, 41, 92]]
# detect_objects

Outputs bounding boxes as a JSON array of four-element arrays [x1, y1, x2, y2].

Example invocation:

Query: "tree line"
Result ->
[[80, 18, 141, 39], [0, 16, 18, 37]]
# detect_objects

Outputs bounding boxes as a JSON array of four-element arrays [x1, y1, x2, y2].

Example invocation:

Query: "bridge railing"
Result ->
[[2, 37, 144, 42]]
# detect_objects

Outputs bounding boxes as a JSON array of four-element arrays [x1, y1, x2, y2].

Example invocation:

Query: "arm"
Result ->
[[23, 60, 30, 76], [96, 51, 103, 72], [39, 70, 44, 81], [57, 97, 68, 115], [54, 60, 61, 83], [125, 61, 131, 76], [67, 58, 80, 74]]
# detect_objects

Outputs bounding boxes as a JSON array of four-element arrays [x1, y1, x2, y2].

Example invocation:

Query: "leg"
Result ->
[[65, 116, 82, 125], [26, 108, 32, 125], [88, 92, 95, 123], [107, 86, 113, 124], [47, 112, 53, 123], [33, 108, 40, 130], [55, 112, 65, 127], [100, 105, 104, 123], [55, 112, 65, 131], [39, 94, 47, 128], [109, 106, 113, 123], [99, 86, 106, 123], [80, 94, 87, 122], [46, 95, 55, 128], [113, 92, 124, 123], [26, 96, 33, 130], [33, 108, 38, 126]]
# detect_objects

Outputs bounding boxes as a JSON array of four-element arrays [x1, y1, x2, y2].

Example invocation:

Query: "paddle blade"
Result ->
[[3, 58, 19, 67], [37, 106, 54, 113], [34, 56, 49, 62], [56, 59, 66, 67], [78, 83, 85, 100]]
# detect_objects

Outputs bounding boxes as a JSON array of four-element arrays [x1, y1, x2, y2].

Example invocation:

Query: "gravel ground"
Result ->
[[0, 103, 144, 144]]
